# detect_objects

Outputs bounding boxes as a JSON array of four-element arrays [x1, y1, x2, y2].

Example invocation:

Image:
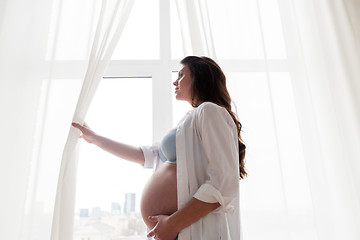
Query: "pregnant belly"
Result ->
[[141, 162, 177, 229]]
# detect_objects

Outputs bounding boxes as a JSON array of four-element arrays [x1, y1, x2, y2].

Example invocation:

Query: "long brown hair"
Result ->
[[180, 56, 247, 179]]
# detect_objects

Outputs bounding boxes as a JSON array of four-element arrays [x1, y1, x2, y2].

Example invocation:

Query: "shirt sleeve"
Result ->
[[193, 103, 240, 213], [140, 143, 161, 169]]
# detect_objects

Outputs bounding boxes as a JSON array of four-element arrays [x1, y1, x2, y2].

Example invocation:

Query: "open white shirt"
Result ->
[[141, 102, 242, 240]]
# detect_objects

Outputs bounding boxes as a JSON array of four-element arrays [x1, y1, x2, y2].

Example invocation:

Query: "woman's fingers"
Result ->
[[72, 122, 97, 143], [147, 228, 156, 238], [72, 122, 88, 132], [148, 216, 159, 222], [72, 122, 82, 130], [147, 217, 159, 238]]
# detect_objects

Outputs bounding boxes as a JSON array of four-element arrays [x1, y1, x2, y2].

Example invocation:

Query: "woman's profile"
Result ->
[[72, 56, 246, 240]]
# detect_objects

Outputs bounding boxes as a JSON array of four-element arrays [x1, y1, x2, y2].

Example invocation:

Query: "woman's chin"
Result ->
[[175, 95, 186, 102]]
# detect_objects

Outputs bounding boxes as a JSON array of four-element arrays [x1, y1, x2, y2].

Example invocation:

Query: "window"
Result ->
[[36, 0, 313, 239], [74, 78, 153, 236]]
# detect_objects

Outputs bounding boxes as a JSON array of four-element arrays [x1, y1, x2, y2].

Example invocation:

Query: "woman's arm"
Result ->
[[72, 122, 145, 166], [169, 198, 220, 229], [147, 198, 220, 240]]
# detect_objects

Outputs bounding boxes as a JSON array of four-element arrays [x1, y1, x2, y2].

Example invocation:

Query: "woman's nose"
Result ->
[[173, 79, 178, 86]]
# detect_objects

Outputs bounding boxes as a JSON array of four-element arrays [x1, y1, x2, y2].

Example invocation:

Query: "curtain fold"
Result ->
[[50, 0, 134, 239], [174, 0, 217, 59], [278, 0, 360, 239]]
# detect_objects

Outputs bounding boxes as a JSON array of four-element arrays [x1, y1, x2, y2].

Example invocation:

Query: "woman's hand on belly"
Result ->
[[147, 215, 179, 240]]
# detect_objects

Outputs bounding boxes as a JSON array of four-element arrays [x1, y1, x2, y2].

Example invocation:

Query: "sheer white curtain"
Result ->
[[278, 0, 360, 239], [175, 0, 216, 59], [51, 0, 134, 239], [0, 0, 57, 239]]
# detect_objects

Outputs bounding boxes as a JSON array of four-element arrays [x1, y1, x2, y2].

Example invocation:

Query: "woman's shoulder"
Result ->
[[195, 102, 234, 125], [197, 101, 220, 111], [196, 102, 227, 116]]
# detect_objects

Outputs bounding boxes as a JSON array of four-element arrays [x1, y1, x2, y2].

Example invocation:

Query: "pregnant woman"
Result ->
[[72, 56, 247, 240]]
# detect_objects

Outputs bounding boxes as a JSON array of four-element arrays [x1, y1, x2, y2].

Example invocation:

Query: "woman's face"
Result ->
[[173, 65, 193, 104]]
